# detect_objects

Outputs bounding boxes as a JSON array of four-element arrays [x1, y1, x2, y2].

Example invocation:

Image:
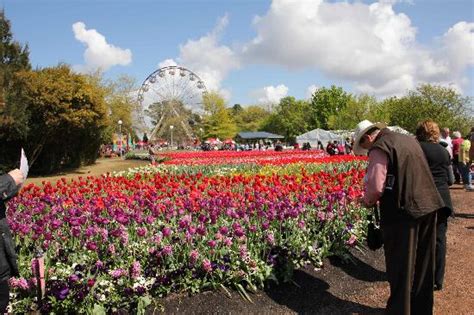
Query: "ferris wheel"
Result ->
[[137, 66, 207, 140]]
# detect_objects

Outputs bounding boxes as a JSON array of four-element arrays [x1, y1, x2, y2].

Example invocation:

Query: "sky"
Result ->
[[2, 0, 474, 107]]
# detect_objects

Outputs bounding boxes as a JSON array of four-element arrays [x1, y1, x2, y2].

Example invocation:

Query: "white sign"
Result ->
[[20, 148, 29, 179]]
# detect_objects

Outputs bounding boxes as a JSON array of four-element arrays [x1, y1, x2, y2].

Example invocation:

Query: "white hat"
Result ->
[[353, 120, 387, 156]]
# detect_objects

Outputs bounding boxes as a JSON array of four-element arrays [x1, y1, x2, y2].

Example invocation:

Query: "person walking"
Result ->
[[459, 133, 473, 191], [415, 120, 454, 291], [354, 120, 444, 315], [0, 168, 24, 312], [451, 131, 463, 184]]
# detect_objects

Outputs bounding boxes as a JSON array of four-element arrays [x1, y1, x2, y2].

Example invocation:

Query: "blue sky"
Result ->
[[2, 0, 474, 107]]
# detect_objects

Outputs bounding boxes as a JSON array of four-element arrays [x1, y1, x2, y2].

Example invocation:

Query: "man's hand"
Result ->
[[8, 169, 25, 186]]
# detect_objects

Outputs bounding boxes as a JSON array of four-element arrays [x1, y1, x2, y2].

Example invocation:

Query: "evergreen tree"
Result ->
[[0, 10, 31, 172]]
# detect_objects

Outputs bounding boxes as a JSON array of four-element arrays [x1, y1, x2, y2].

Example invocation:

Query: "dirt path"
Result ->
[[158, 185, 474, 314], [25, 158, 148, 186]]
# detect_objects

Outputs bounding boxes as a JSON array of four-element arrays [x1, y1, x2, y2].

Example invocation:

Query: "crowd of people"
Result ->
[[355, 119, 473, 314]]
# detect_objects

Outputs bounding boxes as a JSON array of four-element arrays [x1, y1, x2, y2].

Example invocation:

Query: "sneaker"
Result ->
[[466, 186, 474, 191]]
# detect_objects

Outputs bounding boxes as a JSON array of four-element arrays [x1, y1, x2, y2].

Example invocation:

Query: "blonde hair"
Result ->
[[416, 120, 440, 143]]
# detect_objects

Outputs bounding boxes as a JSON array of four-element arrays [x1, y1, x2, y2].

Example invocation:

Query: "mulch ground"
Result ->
[[154, 185, 474, 314]]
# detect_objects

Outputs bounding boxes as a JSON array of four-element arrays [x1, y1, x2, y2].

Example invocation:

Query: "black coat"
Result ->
[[419, 141, 453, 215], [0, 174, 20, 281]]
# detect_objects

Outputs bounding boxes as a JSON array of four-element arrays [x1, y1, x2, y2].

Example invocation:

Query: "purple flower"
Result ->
[[219, 226, 229, 235], [189, 250, 199, 264], [130, 261, 141, 279], [137, 227, 147, 237], [162, 245, 173, 256], [162, 227, 172, 238], [68, 274, 79, 283], [266, 232, 275, 246], [202, 259, 212, 273], [86, 241, 97, 251], [109, 268, 126, 279]]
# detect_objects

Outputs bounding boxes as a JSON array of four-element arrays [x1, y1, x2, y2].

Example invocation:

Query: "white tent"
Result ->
[[296, 129, 343, 147], [296, 125, 412, 149]]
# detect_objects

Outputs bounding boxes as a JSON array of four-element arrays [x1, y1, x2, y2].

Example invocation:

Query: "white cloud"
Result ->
[[72, 22, 132, 73], [251, 84, 288, 104], [158, 59, 178, 68], [242, 0, 474, 96], [158, 15, 240, 95], [306, 84, 319, 99]]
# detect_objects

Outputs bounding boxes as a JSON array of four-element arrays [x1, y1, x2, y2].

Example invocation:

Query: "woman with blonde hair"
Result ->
[[415, 119, 454, 291]]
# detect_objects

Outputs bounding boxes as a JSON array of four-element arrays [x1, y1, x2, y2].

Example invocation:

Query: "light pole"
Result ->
[[169, 125, 174, 149], [118, 120, 123, 158]]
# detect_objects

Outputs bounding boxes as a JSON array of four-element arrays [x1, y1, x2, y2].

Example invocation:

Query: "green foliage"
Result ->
[[7, 65, 109, 174], [202, 91, 237, 139], [0, 11, 31, 172], [232, 105, 271, 132], [261, 96, 311, 143], [93, 72, 141, 143], [310, 85, 352, 129], [385, 84, 473, 134], [327, 94, 389, 130]]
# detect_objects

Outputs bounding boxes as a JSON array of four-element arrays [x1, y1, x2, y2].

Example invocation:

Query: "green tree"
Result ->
[[233, 105, 270, 132], [328, 94, 389, 129], [387, 84, 473, 134], [88, 72, 141, 142], [261, 96, 311, 143], [309, 85, 352, 129], [12, 65, 108, 174], [202, 92, 237, 139], [0, 10, 31, 172]]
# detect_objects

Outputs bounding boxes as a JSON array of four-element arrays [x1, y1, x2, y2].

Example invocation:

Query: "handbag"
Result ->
[[366, 205, 383, 250]]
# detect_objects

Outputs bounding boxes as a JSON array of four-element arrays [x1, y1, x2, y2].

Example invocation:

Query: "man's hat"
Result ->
[[353, 120, 387, 156]]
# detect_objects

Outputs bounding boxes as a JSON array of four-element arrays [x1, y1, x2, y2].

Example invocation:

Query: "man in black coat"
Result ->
[[354, 120, 444, 315], [0, 168, 24, 312]]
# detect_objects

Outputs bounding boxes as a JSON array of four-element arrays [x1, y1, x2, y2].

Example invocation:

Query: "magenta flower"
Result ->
[[109, 268, 127, 279], [202, 259, 212, 273], [130, 261, 141, 279], [189, 249, 199, 264], [162, 245, 173, 256], [162, 227, 172, 238], [137, 227, 147, 237]]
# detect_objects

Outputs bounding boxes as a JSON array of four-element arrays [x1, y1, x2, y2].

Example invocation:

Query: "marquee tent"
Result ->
[[295, 129, 342, 147]]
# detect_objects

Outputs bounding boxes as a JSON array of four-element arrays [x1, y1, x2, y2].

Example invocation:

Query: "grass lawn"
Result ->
[[25, 157, 149, 186]]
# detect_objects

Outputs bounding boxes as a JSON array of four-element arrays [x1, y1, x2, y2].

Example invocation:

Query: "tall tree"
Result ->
[[233, 105, 270, 132], [387, 84, 473, 134], [327, 94, 388, 130], [0, 10, 32, 172], [202, 92, 237, 139], [12, 65, 108, 173], [88, 72, 142, 142], [261, 96, 311, 143], [309, 85, 352, 129]]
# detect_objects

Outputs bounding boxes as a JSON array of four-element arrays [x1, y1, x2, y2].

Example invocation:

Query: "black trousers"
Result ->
[[0, 280, 8, 313], [435, 209, 449, 288], [382, 211, 436, 315], [452, 156, 461, 183]]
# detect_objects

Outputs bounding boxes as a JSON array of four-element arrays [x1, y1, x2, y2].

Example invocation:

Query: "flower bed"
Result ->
[[7, 153, 368, 313]]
